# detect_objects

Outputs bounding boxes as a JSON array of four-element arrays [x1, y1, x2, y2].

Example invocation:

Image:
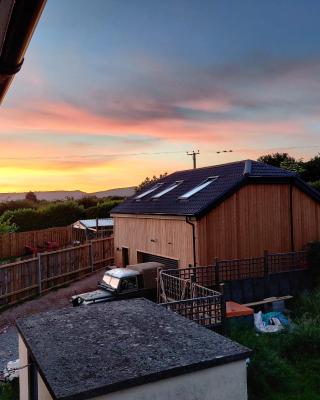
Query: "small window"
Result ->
[[179, 176, 219, 199], [135, 183, 163, 200], [152, 180, 183, 199], [120, 276, 138, 291]]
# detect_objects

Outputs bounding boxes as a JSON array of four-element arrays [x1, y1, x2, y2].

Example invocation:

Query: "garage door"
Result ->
[[137, 252, 179, 269]]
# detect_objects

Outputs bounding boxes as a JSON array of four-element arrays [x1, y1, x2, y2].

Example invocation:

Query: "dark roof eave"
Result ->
[[0, 0, 46, 104]]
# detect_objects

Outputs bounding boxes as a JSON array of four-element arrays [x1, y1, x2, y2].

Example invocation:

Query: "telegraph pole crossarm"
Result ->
[[187, 150, 200, 169]]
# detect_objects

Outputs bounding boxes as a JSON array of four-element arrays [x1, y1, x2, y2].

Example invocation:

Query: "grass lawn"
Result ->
[[229, 290, 320, 400]]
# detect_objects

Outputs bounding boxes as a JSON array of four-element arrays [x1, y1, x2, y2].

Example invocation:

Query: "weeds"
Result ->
[[229, 289, 320, 400], [0, 382, 18, 400]]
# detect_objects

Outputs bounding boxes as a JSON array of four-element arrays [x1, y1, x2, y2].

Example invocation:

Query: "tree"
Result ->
[[136, 173, 168, 191], [77, 196, 98, 209], [25, 191, 37, 202], [257, 153, 297, 168], [310, 180, 320, 192], [280, 158, 305, 175], [301, 154, 320, 183]]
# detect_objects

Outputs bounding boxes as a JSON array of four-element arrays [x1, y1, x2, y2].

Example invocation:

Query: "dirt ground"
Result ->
[[0, 270, 105, 371], [0, 269, 105, 331]]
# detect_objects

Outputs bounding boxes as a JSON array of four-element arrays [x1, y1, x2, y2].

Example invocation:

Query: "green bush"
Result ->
[[284, 316, 320, 356], [0, 208, 43, 231], [230, 289, 320, 400], [0, 382, 18, 400], [83, 200, 122, 219], [310, 180, 320, 192], [96, 200, 122, 217], [0, 202, 85, 231], [229, 329, 297, 399], [0, 200, 38, 216], [39, 201, 85, 227], [306, 241, 320, 286], [77, 196, 99, 209], [0, 220, 17, 233], [291, 290, 320, 320]]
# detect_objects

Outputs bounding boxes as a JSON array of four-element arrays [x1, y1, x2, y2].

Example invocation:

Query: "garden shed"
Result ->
[[17, 298, 250, 400], [111, 160, 320, 267]]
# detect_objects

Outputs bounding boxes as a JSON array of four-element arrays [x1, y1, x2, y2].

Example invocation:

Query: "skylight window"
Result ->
[[179, 176, 219, 200], [152, 181, 183, 199], [134, 183, 163, 200]]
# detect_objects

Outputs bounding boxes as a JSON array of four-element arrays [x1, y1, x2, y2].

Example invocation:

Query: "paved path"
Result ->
[[0, 270, 105, 372]]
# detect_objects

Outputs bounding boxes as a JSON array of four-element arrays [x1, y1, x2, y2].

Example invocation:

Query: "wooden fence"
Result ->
[[0, 226, 87, 260], [0, 237, 114, 308], [161, 250, 309, 304], [168, 250, 308, 287]]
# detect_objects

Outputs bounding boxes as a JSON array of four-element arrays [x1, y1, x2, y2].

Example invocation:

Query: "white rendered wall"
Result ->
[[38, 372, 53, 400], [93, 360, 248, 400], [18, 335, 29, 400]]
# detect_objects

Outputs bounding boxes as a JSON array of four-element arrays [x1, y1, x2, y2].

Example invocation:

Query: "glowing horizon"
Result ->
[[1, 1, 320, 193]]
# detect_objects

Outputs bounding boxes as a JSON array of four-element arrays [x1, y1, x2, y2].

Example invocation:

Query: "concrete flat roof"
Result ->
[[17, 298, 251, 400]]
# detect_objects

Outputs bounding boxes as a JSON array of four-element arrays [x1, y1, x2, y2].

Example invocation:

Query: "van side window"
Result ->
[[120, 277, 138, 291]]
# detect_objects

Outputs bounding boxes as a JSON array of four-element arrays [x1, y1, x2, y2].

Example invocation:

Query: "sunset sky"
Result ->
[[1, 0, 320, 192]]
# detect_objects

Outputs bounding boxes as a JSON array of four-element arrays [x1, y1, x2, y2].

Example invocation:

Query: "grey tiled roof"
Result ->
[[111, 160, 304, 217]]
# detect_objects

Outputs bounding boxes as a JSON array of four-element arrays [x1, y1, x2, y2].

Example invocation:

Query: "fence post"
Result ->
[[37, 253, 42, 295], [219, 283, 226, 334], [263, 250, 269, 298], [89, 241, 94, 272], [214, 257, 220, 287]]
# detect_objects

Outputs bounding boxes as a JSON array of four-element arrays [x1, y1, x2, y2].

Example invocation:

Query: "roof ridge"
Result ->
[[170, 159, 249, 175]]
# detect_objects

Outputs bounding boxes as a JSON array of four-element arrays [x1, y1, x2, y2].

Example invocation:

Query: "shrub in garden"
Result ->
[[306, 241, 320, 286], [83, 199, 122, 219], [0, 208, 43, 231], [0, 202, 85, 231], [40, 201, 85, 227]]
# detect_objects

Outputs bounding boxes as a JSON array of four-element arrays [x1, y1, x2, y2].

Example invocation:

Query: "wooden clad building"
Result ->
[[111, 160, 320, 268]]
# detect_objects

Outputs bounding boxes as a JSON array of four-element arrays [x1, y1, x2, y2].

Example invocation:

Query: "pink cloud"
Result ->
[[0, 100, 305, 145]]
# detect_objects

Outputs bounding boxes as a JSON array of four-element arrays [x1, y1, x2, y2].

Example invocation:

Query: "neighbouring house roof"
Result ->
[[0, 0, 46, 104], [73, 218, 114, 230], [17, 299, 250, 400], [111, 159, 320, 218]]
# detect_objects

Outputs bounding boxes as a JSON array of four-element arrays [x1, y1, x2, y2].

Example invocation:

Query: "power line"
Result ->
[[0, 145, 319, 162]]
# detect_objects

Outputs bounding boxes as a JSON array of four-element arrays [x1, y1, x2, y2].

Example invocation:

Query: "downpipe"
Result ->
[[186, 217, 196, 267]]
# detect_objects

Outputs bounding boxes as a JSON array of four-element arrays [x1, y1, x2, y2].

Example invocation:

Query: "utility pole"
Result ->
[[187, 150, 200, 169]]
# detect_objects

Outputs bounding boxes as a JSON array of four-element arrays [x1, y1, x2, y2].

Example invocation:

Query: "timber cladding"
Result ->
[[113, 215, 194, 267], [292, 186, 320, 250], [197, 183, 320, 264], [114, 183, 320, 268]]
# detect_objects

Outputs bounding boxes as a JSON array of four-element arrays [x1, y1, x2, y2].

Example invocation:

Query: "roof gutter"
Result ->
[[0, 0, 46, 104]]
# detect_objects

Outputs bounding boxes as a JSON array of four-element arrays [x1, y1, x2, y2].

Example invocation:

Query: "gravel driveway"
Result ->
[[0, 326, 18, 371], [0, 270, 105, 372]]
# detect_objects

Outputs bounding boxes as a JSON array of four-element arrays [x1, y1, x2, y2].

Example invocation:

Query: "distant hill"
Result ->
[[94, 187, 136, 198], [0, 187, 136, 202]]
